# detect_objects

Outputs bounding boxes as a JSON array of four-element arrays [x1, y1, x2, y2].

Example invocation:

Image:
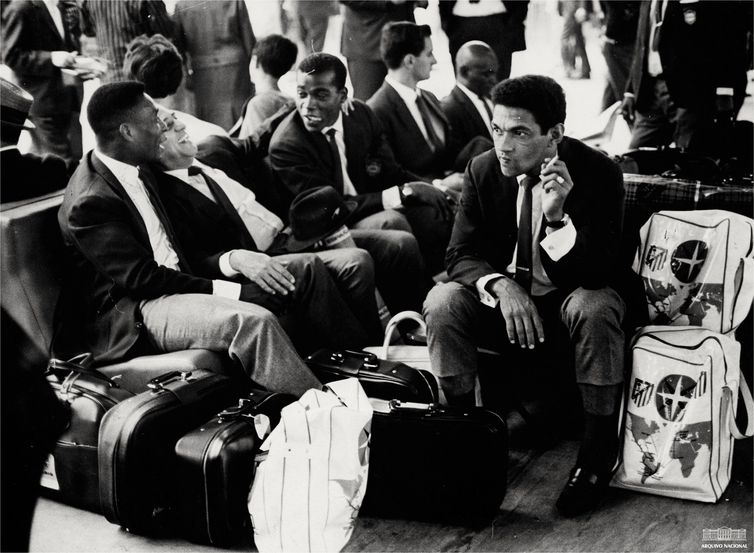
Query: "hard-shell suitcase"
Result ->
[[174, 390, 296, 546], [361, 399, 508, 524], [41, 358, 133, 513], [305, 349, 439, 403], [98, 369, 239, 534]]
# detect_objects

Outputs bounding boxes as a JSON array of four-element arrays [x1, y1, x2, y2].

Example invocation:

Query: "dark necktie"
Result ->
[[514, 175, 538, 293], [416, 93, 443, 151], [325, 128, 345, 194], [479, 94, 493, 121], [188, 165, 257, 251]]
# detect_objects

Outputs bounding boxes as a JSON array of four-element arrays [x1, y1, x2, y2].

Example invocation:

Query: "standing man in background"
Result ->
[[2, 0, 84, 162], [174, 0, 255, 130], [340, 0, 427, 101], [439, 0, 528, 83]]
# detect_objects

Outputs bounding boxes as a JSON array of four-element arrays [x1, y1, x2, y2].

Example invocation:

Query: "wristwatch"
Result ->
[[398, 183, 413, 204], [545, 213, 571, 229]]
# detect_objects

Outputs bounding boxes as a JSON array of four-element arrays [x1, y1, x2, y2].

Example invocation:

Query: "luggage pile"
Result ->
[[612, 209, 754, 502]]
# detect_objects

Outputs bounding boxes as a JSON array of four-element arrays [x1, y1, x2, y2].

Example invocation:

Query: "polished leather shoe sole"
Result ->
[[555, 466, 610, 517]]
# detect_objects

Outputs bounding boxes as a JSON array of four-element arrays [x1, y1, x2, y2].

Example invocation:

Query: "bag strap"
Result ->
[[46, 356, 119, 387], [378, 310, 427, 359], [731, 257, 754, 332], [727, 370, 754, 439]]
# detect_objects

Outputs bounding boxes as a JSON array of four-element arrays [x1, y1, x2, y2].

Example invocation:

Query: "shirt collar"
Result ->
[[95, 150, 140, 187], [165, 159, 207, 182], [321, 112, 344, 136], [385, 75, 419, 105], [456, 81, 488, 104]]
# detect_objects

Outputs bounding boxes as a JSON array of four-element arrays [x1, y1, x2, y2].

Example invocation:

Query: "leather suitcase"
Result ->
[[361, 399, 508, 524], [98, 369, 240, 535], [305, 349, 439, 403], [173, 390, 296, 546], [41, 358, 134, 513]]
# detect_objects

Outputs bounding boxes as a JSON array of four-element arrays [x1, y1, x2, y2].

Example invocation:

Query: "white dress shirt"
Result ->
[[451, 0, 507, 17], [95, 151, 240, 299], [43, 0, 65, 39], [456, 82, 493, 137], [384, 76, 446, 148], [476, 173, 577, 305]]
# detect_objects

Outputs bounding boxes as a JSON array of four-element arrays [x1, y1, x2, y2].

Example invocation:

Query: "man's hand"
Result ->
[[620, 95, 636, 124], [490, 277, 545, 349], [239, 282, 289, 314], [539, 156, 574, 223], [402, 181, 454, 221], [229, 250, 296, 295]]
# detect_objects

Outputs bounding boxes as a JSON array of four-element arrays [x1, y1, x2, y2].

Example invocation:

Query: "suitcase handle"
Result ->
[[389, 399, 438, 413], [218, 397, 256, 420], [46, 357, 119, 387], [146, 370, 192, 391], [330, 350, 379, 372]]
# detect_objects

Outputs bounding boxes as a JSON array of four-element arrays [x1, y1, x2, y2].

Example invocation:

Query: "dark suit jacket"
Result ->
[[368, 82, 455, 180], [56, 152, 212, 363], [269, 100, 419, 222], [1, 0, 81, 116], [339, 1, 417, 62], [0, 148, 73, 203], [657, 0, 750, 114], [151, 168, 259, 280], [442, 85, 492, 146], [438, 0, 528, 52], [447, 137, 626, 294]]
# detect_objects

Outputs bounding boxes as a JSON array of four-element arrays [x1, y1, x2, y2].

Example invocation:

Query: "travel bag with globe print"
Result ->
[[633, 209, 754, 334], [611, 326, 754, 502]]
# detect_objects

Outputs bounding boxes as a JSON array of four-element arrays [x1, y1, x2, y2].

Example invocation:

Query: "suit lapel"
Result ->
[[31, 0, 64, 45], [296, 113, 338, 187], [383, 84, 429, 148], [200, 170, 258, 251], [454, 86, 491, 138]]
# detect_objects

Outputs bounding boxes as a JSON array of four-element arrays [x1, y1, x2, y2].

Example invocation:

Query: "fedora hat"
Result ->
[[0, 78, 35, 130], [282, 186, 357, 252]]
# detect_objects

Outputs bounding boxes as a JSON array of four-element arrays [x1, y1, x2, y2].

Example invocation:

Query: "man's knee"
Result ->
[[354, 209, 413, 232], [423, 282, 472, 326], [561, 287, 624, 328]]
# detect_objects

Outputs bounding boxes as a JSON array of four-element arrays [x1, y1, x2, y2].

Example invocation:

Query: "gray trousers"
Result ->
[[423, 282, 626, 407]]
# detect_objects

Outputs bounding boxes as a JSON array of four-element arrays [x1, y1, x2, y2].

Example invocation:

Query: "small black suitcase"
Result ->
[[41, 358, 134, 512], [98, 369, 240, 535], [305, 349, 439, 403], [361, 399, 508, 524], [174, 390, 296, 546]]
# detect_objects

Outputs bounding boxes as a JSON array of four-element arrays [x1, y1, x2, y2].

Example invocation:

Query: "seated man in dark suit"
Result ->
[[367, 22, 472, 187], [269, 52, 452, 277], [57, 81, 369, 397], [441, 41, 497, 162], [0, 78, 73, 203], [151, 107, 383, 342], [424, 76, 630, 517]]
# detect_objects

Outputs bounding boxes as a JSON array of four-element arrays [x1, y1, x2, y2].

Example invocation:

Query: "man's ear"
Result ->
[[118, 122, 133, 142], [339, 87, 349, 104], [402, 53, 414, 70], [548, 123, 565, 145]]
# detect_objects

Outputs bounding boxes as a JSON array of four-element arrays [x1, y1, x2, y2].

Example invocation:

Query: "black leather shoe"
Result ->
[[555, 466, 610, 517]]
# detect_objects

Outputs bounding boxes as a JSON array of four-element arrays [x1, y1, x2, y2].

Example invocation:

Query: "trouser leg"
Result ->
[[347, 59, 386, 101], [139, 294, 321, 396]]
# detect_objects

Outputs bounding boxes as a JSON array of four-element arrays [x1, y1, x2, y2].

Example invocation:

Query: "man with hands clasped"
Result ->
[[424, 75, 629, 518]]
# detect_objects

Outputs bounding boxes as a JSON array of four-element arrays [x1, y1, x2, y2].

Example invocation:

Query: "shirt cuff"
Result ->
[[219, 251, 241, 278], [212, 279, 241, 300], [51, 51, 71, 67], [716, 87, 734, 96], [541, 219, 577, 261], [382, 185, 402, 210], [476, 273, 505, 308]]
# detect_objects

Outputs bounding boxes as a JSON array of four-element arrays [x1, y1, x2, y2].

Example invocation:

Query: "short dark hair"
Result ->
[[297, 52, 347, 90], [87, 81, 146, 141], [123, 34, 183, 99], [380, 22, 431, 69], [254, 34, 298, 79], [491, 75, 566, 133]]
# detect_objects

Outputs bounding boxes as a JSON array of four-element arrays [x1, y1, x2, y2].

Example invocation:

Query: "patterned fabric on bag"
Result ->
[[611, 326, 753, 502], [633, 209, 754, 333]]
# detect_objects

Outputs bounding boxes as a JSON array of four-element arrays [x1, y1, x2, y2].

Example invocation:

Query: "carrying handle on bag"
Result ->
[[46, 356, 120, 387], [726, 371, 754, 439], [378, 311, 428, 359], [731, 257, 754, 332]]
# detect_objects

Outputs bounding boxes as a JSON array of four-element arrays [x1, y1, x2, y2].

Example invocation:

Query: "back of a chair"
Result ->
[[1, 192, 66, 356]]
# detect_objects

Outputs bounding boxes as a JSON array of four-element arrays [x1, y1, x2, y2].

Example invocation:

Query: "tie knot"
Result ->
[[188, 165, 202, 176], [522, 175, 538, 189], [326, 128, 337, 139]]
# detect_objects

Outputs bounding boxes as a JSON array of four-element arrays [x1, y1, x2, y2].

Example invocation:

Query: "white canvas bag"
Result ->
[[611, 326, 754, 502], [248, 379, 372, 552], [633, 209, 754, 333]]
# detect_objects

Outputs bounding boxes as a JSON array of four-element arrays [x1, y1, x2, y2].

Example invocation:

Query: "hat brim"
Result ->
[[2, 118, 35, 130], [277, 199, 358, 253]]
